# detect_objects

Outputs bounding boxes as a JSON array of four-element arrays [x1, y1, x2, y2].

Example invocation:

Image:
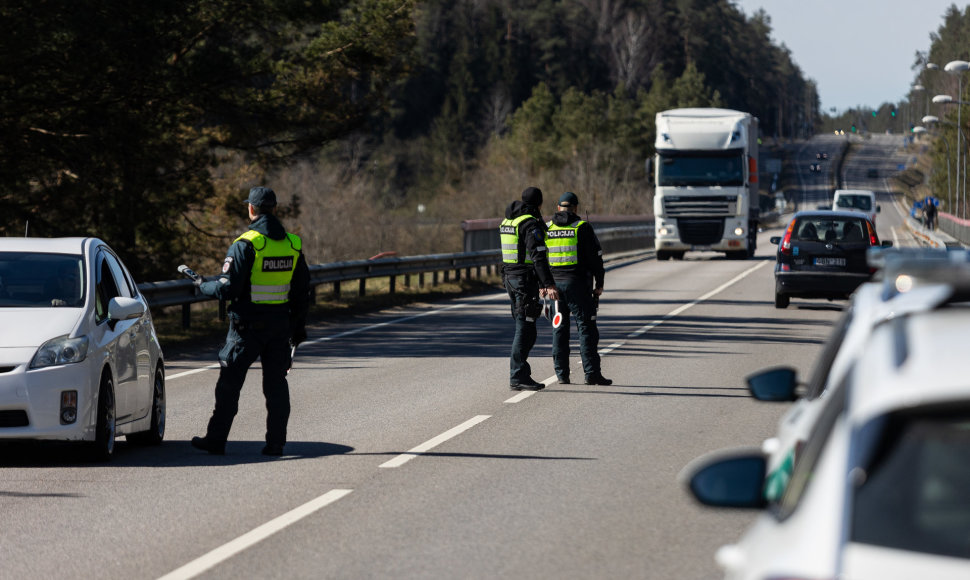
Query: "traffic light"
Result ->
[[891, 108, 896, 117], [851, 125, 857, 132], [872, 111, 877, 117]]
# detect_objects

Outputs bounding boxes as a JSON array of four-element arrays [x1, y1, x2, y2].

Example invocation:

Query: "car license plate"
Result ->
[[815, 257, 846, 266]]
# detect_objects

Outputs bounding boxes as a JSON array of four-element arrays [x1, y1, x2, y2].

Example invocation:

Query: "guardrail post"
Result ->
[[419, 272, 425, 287], [404, 273, 410, 288], [433, 271, 439, 286], [389, 275, 396, 294], [333, 281, 340, 298], [358, 278, 366, 296], [182, 304, 191, 329]]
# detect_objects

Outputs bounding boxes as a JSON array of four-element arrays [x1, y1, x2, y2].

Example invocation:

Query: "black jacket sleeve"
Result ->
[[522, 217, 556, 288], [198, 239, 254, 301], [579, 222, 605, 289]]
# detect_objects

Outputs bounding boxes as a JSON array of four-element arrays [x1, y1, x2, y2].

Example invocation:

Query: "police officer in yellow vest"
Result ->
[[191, 186, 311, 456], [501, 187, 559, 390], [546, 191, 611, 386]]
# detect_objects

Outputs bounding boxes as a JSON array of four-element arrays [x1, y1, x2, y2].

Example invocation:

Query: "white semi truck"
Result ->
[[652, 108, 759, 260]]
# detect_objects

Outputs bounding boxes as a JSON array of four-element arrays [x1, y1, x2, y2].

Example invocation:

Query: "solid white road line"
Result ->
[[157, 489, 353, 580], [166, 364, 219, 381], [379, 415, 491, 468]]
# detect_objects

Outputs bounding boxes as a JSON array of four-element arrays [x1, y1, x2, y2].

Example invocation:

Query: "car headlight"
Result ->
[[30, 335, 89, 369]]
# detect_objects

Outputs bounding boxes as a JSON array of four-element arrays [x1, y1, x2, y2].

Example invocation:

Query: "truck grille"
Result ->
[[678, 219, 725, 245], [663, 195, 737, 217]]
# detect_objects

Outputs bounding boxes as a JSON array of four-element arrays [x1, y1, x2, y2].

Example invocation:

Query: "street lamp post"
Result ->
[[944, 60, 970, 217], [919, 116, 953, 211]]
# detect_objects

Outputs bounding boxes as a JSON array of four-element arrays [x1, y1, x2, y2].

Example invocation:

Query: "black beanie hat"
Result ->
[[521, 186, 543, 206]]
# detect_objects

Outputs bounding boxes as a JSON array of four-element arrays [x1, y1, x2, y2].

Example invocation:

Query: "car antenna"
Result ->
[[24, 220, 28, 237]]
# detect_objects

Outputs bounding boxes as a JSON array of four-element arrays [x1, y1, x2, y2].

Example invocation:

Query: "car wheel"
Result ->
[[128, 365, 165, 446], [657, 251, 671, 261], [88, 373, 116, 461], [774, 292, 790, 309]]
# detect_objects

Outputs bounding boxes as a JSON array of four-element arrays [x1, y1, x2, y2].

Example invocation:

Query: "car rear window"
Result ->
[[851, 408, 970, 559], [792, 216, 869, 244], [0, 252, 85, 307]]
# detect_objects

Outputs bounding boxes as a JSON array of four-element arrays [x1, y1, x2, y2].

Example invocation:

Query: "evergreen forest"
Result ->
[[3, 0, 830, 279]]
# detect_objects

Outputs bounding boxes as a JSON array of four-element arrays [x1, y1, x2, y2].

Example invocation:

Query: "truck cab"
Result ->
[[653, 108, 759, 260]]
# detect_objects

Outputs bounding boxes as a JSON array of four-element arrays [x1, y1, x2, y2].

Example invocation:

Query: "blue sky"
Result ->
[[733, 0, 961, 113]]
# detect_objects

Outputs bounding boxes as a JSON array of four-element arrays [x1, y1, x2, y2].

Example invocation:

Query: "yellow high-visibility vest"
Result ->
[[500, 215, 534, 264], [546, 221, 585, 267], [235, 230, 301, 304]]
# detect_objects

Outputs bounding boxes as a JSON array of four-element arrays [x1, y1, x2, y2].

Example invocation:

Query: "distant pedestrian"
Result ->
[[546, 191, 611, 386], [191, 186, 310, 456], [501, 186, 559, 390], [924, 198, 938, 231]]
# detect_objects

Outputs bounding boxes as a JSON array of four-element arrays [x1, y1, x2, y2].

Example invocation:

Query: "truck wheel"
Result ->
[[673, 252, 685, 260], [726, 251, 747, 260], [657, 251, 671, 261]]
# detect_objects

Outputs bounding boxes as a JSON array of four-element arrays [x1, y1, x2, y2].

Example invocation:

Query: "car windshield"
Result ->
[[0, 252, 85, 307], [836, 195, 873, 211], [792, 216, 870, 244], [657, 150, 744, 187], [851, 409, 970, 560]]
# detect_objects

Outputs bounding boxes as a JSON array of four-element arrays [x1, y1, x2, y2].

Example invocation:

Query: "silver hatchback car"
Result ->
[[0, 237, 165, 460]]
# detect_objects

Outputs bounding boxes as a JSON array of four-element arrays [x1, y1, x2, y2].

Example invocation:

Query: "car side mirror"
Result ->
[[881, 241, 893, 248], [769, 236, 781, 245], [108, 296, 146, 324], [746, 366, 799, 401], [681, 448, 768, 509]]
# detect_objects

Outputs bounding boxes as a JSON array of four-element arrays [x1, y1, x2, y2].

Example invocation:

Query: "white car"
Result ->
[[0, 237, 165, 460], [683, 250, 970, 579], [833, 188, 879, 226], [747, 248, 957, 500]]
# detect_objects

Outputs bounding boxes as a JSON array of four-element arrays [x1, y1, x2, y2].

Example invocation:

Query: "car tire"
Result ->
[[774, 292, 790, 309], [87, 373, 116, 462], [128, 365, 165, 446]]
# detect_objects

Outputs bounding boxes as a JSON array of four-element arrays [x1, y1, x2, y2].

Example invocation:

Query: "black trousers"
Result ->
[[205, 317, 291, 447], [552, 277, 601, 379], [504, 272, 542, 382]]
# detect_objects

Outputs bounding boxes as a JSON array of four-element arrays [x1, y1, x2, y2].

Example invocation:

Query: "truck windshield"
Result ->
[[657, 151, 744, 187]]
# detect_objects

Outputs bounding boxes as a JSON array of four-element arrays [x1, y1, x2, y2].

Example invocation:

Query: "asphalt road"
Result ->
[[0, 136, 923, 580]]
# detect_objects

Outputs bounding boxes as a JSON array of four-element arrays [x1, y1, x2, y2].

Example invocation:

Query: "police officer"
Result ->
[[501, 186, 559, 390], [546, 191, 611, 385], [191, 186, 311, 456]]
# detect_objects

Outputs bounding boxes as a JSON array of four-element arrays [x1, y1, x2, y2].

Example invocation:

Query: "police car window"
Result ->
[[775, 372, 848, 520], [804, 308, 853, 400], [95, 254, 121, 323], [851, 407, 970, 559]]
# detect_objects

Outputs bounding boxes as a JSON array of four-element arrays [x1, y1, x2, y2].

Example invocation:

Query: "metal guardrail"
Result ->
[[137, 224, 655, 327]]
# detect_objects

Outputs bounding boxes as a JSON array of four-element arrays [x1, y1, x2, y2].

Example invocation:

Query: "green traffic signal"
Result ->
[[872, 111, 877, 117]]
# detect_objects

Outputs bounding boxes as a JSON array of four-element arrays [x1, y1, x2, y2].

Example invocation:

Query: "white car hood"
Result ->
[[0, 308, 84, 348]]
